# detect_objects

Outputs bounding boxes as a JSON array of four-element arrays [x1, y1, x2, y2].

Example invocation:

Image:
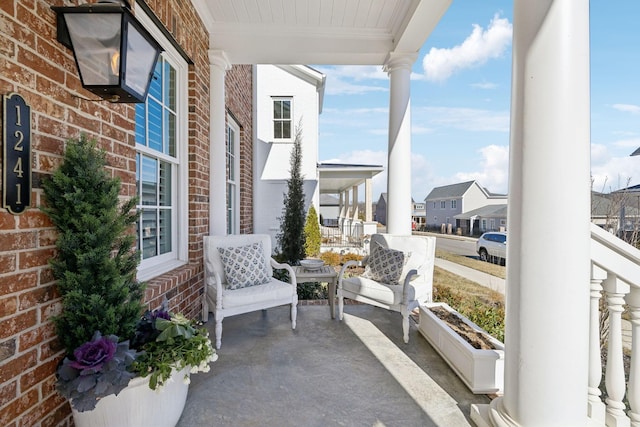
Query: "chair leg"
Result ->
[[291, 303, 297, 329], [201, 296, 209, 322], [338, 290, 344, 320], [402, 313, 410, 344], [215, 315, 223, 350]]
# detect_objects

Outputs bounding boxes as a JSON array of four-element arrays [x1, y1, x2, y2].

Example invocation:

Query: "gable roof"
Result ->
[[425, 180, 476, 200], [454, 204, 508, 220]]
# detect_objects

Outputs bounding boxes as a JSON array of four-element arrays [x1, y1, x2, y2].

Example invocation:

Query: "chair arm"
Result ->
[[338, 260, 360, 289], [401, 269, 419, 305], [211, 271, 224, 310], [270, 258, 297, 286]]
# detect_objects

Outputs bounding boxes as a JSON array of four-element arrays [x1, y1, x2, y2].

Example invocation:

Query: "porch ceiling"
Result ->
[[318, 163, 383, 194], [191, 0, 452, 65]]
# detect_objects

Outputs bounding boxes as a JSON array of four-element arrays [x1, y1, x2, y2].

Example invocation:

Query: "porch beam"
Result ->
[[208, 50, 231, 235], [473, 0, 591, 425], [384, 52, 416, 236]]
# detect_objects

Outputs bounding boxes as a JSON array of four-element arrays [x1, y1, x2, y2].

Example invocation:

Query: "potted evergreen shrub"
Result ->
[[43, 136, 216, 427]]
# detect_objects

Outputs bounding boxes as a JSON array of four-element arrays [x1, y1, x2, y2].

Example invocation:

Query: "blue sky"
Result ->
[[316, 1, 640, 201]]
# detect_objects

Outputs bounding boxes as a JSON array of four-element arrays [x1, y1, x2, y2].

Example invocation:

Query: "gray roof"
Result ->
[[454, 204, 508, 220], [425, 181, 476, 200], [632, 147, 640, 156], [320, 194, 339, 206]]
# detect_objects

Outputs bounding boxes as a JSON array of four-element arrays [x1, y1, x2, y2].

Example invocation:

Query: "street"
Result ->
[[413, 231, 478, 258]]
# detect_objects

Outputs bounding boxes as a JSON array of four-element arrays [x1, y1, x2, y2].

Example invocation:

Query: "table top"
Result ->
[[294, 265, 337, 278]]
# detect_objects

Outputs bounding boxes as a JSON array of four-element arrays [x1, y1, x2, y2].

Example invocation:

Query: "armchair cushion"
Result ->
[[362, 243, 406, 285], [217, 241, 271, 290]]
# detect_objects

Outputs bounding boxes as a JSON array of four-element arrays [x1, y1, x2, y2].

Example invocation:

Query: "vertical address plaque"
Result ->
[[3, 93, 31, 215]]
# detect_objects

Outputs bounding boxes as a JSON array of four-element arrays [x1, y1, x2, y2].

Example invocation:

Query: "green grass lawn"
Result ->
[[436, 249, 506, 279]]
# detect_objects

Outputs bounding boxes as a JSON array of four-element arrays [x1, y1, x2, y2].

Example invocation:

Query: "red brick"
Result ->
[[0, 349, 37, 383], [0, 271, 38, 297], [0, 295, 18, 318], [0, 231, 36, 251], [39, 337, 64, 362], [0, 212, 17, 230], [1, 57, 36, 89], [20, 392, 68, 427], [0, 380, 17, 409], [17, 211, 52, 230], [0, 310, 38, 341], [19, 321, 56, 352], [0, 253, 17, 274], [18, 248, 56, 270], [41, 401, 71, 427], [0, 388, 38, 427], [0, 1, 14, 15], [20, 357, 58, 392]]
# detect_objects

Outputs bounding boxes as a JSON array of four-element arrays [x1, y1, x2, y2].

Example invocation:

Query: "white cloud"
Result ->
[[591, 143, 640, 192], [612, 104, 640, 115], [418, 106, 510, 132], [422, 14, 512, 82], [613, 137, 640, 149], [454, 145, 509, 194], [316, 65, 388, 95], [471, 82, 499, 90]]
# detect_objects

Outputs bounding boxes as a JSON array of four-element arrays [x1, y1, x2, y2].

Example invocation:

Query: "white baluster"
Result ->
[[604, 273, 631, 427], [626, 287, 640, 426], [589, 264, 607, 423]]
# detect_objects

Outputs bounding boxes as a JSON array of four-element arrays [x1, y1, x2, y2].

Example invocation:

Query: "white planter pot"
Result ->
[[71, 367, 190, 427], [418, 302, 504, 394]]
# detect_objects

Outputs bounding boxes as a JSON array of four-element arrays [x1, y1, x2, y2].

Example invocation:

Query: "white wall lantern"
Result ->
[[51, 0, 162, 103]]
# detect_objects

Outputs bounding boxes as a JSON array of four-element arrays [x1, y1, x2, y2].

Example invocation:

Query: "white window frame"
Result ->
[[451, 200, 457, 209], [226, 117, 240, 235], [440, 200, 446, 209], [272, 97, 293, 142], [135, 9, 188, 281]]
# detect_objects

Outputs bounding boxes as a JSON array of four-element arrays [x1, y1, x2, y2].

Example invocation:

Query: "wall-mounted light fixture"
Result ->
[[52, 0, 162, 103]]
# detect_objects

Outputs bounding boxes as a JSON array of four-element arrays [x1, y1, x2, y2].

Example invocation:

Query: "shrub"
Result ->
[[304, 205, 321, 258], [320, 251, 341, 266]]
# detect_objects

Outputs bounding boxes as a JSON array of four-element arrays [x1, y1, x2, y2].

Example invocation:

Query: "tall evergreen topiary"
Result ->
[[42, 136, 144, 354], [304, 204, 321, 258], [277, 124, 306, 264]]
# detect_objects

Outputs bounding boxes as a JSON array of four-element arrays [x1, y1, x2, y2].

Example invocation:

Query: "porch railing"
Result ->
[[321, 223, 364, 248], [589, 223, 640, 426]]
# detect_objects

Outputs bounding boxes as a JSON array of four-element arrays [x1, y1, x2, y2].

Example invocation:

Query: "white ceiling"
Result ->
[[191, 0, 452, 64]]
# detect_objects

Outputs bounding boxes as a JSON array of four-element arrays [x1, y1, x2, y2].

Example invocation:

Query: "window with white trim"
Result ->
[[226, 117, 240, 234], [451, 200, 457, 209], [134, 15, 188, 280], [440, 200, 446, 209], [273, 97, 292, 140]]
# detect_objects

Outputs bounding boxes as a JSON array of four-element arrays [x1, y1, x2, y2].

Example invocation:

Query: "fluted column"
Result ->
[[208, 50, 231, 235], [384, 52, 416, 236], [472, 1, 592, 426]]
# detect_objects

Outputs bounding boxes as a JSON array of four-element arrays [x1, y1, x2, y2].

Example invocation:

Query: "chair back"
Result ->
[[204, 234, 273, 285], [370, 234, 436, 284]]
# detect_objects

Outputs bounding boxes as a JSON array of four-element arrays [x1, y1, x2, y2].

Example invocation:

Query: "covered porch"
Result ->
[[193, 0, 630, 425]]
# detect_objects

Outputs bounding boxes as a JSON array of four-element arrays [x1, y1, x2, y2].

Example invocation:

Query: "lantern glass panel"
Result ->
[[124, 21, 160, 99], [64, 13, 121, 86]]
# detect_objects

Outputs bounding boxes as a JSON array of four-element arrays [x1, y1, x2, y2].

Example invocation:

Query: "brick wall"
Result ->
[[0, 1, 254, 425]]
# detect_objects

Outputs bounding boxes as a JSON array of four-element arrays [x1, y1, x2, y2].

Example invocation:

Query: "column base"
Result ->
[[470, 398, 520, 427]]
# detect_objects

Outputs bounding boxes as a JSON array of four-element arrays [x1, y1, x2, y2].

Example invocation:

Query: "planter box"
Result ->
[[71, 367, 190, 427], [418, 302, 504, 394]]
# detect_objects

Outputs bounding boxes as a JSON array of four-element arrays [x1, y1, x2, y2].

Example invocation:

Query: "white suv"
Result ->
[[476, 231, 507, 265]]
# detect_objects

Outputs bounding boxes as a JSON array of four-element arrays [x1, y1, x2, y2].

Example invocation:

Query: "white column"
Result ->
[[384, 52, 415, 236], [365, 178, 373, 222], [352, 185, 359, 221], [475, 1, 592, 426], [208, 50, 231, 236]]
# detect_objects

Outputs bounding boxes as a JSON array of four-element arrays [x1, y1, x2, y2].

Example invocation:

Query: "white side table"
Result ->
[[294, 265, 338, 318]]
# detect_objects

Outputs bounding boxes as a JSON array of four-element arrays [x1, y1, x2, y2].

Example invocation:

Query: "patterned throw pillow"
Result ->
[[362, 243, 406, 285], [217, 242, 271, 290]]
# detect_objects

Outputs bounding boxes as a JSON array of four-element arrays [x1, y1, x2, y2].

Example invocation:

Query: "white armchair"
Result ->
[[337, 233, 436, 343], [203, 234, 298, 349]]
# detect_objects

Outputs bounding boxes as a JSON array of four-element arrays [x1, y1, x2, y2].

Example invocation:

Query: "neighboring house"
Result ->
[[424, 180, 507, 232], [376, 193, 388, 225], [320, 194, 340, 226], [253, 64, 326, 250], [592, 187, 640, 239], [454, 204, 508, 235], [412, 199, 426, 230]]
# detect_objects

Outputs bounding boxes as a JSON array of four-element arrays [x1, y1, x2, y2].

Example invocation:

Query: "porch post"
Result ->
[[365, 178, 373, 222], [473, 1, 591, 425], [208, 50, 231, 235], [384, 52, 416, 236], [352, 185, 359, 221]]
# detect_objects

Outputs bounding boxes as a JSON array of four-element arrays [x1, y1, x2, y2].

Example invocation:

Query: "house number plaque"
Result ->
[[3, 93, 31, 215]]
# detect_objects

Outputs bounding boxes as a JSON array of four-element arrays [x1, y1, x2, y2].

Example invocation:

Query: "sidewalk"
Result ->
[[434, 258, 505, 295]]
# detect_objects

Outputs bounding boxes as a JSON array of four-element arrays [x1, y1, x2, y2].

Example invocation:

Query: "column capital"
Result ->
[[208, 49, 232, 71], [383, 52, 418, 74]]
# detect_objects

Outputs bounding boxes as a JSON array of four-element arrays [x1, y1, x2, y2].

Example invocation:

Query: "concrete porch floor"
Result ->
[[177, 304, 490, 427]]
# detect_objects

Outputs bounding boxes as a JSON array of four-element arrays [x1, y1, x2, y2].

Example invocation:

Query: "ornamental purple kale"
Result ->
[[57, 332, 138, 412]]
